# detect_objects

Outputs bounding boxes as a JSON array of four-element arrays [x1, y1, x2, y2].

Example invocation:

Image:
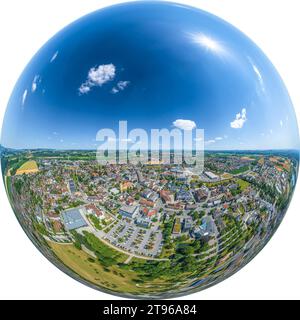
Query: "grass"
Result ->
[[229, 165, 249, 175], [236, 178, 250, 191], [48, 241, 182, 295], [238, 203, 245, 215], [48, 242, 139, 292], [16, 160, 39, 175], [88, 215, 103, 230]]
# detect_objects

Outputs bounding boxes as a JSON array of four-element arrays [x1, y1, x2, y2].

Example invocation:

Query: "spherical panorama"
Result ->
[[1, 1, 299, 299]]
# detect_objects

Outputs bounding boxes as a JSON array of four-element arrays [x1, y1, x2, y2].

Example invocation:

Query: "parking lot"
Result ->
[[103, 220, 163, 257]]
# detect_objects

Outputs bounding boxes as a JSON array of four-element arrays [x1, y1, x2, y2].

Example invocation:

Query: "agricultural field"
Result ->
[[16, 160, 39, 175]]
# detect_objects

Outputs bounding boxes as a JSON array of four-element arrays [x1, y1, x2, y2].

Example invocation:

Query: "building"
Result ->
[[192, 216, 217, 239], [68, 179, 76, 193], [185, 203, 197, 210], [160, 190, 174, 203], [200, 216, 217, 237], [110, 187, 120, 195], [135, 217, 151, 228], [194, 189, 208, 203], [204, 171, 219, 181], [139, 198, 155, 207], [119, 205, 139, 219], [148, 209, 157, 217], [183, 217, 193, 232], [176, 189, 194, 202], [120, 181, 133, 192], [172, 217, 182, 235], [85, 204, 103, 218], [61, 208, 87, 231]]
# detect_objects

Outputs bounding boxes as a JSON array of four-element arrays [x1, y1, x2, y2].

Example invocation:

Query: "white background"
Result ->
[[0, 0, 300, 300]]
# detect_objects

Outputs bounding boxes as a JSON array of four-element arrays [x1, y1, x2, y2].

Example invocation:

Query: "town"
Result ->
[[2, 148, 298, 297]]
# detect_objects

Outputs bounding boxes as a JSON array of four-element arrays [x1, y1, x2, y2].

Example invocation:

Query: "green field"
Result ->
[[229, 166, 249, 174], [237, 178, 250, 191]]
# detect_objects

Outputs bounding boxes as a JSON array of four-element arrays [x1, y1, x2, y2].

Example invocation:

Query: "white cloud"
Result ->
[[111, 87, 119, 94], [230, 108, 247, 129], [173, 119, 196, 131], [280, 120, 283, 127], [111, 80, 130, 94], [22, 90, 28, 107], [270, 129, 273, 135], [32, 75, 41, 92], [117, 81, 130, 91], [215, 137, 223, 140], [205, 140, 215, 145], [79, 84, 91, 94], [50, 51, 59, 63], [79, 64, 116, 95]]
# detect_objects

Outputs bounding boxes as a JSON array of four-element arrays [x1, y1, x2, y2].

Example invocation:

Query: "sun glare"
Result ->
[[189, 32, 226, 56]]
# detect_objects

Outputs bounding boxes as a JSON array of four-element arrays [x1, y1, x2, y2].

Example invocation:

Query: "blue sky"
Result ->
[[1, 1, 299, 150]]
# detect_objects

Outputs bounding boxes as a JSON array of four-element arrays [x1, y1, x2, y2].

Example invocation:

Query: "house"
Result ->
[[160, 190, 174, 203], [148, 209, 157, 217], [139, 198, 155, 207], [120, 181, 133, 192], [194, 189, 208, 203], [110, 187, 120, 195], [85, 204, 103, 218]]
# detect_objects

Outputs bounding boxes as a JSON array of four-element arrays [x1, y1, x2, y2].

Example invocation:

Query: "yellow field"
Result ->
[[221, 173, 233, 179], [16, 160, 39, 175]]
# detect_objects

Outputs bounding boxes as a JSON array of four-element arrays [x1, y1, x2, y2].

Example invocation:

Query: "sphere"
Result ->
[[1, 1, 299, 299]]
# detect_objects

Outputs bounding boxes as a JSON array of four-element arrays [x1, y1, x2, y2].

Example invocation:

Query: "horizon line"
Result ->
[[1, 145, 300, 153]]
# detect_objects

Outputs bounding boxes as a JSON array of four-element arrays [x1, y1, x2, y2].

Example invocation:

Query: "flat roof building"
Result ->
[[183, 217, 193, 232], [204, 171, 219, 180], [69, 180, 76, 193], [119, 205, 139, 219], [61, 208, 87, 231]]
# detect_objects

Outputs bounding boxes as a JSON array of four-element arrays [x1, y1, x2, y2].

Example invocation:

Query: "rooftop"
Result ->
[[61, 208, 87, 231]]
